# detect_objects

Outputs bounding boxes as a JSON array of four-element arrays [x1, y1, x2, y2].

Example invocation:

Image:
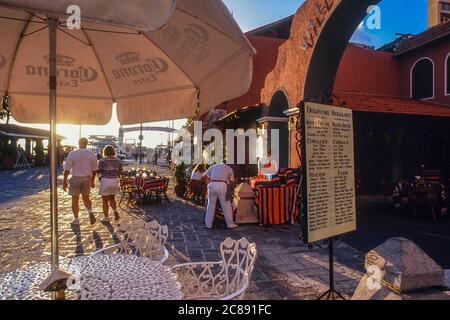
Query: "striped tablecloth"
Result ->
[[254, 186, 299, 225]]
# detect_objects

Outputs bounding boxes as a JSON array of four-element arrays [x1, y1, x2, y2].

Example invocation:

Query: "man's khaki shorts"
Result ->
[[69, 176, 92, 196]]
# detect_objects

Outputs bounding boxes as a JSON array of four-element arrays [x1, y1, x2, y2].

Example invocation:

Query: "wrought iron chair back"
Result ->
[[172, 237, 257, 300], [91, 219, 169, 264], [219, 237, 257, 298], [146, 220, 169, 247]]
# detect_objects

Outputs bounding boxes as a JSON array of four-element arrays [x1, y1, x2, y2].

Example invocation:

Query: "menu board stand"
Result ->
[[299, 101, 357, 300], [317, 237, 345, 300]]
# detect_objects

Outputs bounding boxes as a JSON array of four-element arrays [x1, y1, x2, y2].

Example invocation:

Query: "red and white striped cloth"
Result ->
[[254, 186, 299, 225]]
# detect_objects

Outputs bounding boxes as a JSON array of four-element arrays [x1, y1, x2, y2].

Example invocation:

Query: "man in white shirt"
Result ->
[[63, 137, 98, 226], [203, 161, 238, 229]]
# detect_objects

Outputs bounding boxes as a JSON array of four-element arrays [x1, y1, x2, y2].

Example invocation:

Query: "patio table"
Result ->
[[392, 179, 448, 220], [136, 175, 161, 189], [0, 254, 183, 300]]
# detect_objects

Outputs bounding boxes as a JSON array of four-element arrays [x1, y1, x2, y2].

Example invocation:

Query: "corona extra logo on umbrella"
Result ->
[[24, 54, 98, 87], [43, 54, 76, 66], [116, 52, 141, 65], [163, 23, 211, 64], [185, 23, 209, 43], [0, 54, 6, 70], [112, 52, 169, 85]]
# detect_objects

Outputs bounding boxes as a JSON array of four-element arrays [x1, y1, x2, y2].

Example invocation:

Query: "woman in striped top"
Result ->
[[98, 145, 123, 223]]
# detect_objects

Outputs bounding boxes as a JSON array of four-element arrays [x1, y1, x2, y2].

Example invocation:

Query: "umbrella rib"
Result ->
[[57, 27, 90, 46], [22, 25, 48, 38], [25, 11, 46, 22], [80, 27, 140, 35], [5, 14, 32, 94], [81, 29, 116, 103], [0, 15, 46, 24]]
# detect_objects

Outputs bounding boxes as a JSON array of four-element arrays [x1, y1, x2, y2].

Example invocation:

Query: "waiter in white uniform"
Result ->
[[203, 162, 238, 229]]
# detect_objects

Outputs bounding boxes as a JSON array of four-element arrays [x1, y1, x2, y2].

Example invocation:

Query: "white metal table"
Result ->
[[0, 254, 183, 300]]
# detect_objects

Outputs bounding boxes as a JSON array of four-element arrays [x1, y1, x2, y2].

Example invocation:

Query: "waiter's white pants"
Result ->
[[205, 182, 234, 228]]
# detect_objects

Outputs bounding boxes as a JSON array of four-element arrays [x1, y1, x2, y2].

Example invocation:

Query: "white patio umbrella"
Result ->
[[0, 0, 255, 124], [0, 0, 255, 293]]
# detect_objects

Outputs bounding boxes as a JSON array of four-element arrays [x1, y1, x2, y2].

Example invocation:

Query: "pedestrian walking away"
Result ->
[[63, 137, 98, 226], [97, 145, 123, 223]]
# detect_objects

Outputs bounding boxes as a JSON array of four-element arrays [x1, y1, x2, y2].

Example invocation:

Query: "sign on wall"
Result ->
[[301, 102, 356, 243]]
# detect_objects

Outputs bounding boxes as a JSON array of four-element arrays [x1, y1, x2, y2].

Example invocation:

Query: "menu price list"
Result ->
[[303, 102, 356, 243]]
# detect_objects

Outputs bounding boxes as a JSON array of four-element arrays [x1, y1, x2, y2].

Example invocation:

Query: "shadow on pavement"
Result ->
[[344, 195, 450, 269], [0, 168, 60, 204]]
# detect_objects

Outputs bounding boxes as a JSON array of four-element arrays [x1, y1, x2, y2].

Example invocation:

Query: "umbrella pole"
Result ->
[[48, 17, 61, 299], [40, 16, 73, 301]]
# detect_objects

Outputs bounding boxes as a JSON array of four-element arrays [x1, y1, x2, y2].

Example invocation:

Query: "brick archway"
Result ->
[[261, 0, 382, 106], [264, 90, 290, 168], [267, 89, 290, 117], [304, 0, 382, 103]]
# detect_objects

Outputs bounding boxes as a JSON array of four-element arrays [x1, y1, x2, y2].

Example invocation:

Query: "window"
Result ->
[[411, 58, 434, 100], [446, 53, 450, 95], [441, 2, 450, 23], [441, 2, 450, 12]]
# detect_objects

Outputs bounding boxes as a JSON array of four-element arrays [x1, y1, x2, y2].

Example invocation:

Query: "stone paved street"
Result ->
[[0, 164, 364, 300]]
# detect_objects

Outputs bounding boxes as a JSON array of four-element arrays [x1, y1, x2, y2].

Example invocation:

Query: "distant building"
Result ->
[[428, 0, 450, 27], [88, 135, 118, 154], [0, 124, 64, 168]]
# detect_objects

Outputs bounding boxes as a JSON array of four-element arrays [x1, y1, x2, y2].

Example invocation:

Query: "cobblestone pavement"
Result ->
[[0, 164, 364, 300]]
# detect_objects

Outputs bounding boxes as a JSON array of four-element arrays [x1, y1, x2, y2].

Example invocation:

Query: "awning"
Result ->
[[334, 92, 450, 118], [0, 123, 65, 140], [214, 104, 262, 126]]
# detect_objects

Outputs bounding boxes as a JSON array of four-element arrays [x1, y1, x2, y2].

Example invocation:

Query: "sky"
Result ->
[[351, 0, 428, 48], [224, 0, 428, 48], [10, 0, 429, 147]]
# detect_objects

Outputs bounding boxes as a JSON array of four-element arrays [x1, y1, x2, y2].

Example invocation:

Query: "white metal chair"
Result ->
[[91, 219, 170, 264], [172, 237, 257, 300]]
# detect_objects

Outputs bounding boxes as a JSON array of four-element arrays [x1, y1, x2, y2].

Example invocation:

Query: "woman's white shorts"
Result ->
[[99, 177, 119, 196]]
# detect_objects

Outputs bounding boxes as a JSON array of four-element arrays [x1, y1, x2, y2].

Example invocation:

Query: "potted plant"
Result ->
[[174, 162, 188, 198], [1, 144, 17, 169]]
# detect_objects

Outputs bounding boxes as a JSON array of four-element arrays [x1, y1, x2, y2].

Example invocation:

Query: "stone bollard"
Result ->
[[352, 237, 449, 300]]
